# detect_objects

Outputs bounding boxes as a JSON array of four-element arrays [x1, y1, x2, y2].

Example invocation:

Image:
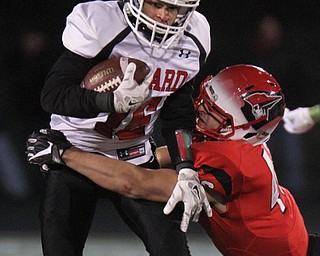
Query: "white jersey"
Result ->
[[50, 0, 211, 165]]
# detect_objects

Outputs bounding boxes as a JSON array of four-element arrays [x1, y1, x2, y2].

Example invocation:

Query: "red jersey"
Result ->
[[192, 140, 308, 256]]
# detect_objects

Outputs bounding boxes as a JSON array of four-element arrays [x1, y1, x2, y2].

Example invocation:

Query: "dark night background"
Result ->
[[1, 0, 320, 243]]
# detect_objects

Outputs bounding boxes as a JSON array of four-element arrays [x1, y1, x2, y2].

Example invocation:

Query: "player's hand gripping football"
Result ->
[[113, 62, 152, 113], [163, 168, 212, 232], [283, 107, 316, 134], [26, 129, 72, 172]]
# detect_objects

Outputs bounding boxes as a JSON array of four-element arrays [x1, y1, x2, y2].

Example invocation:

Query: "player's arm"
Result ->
[[26, 129, 176, 201], [64, 147, 223, 208], [41, 50, 105, 118], [42, 51, 151, 117], [62, 147, 176, 202], [160, 81, 196, 170]]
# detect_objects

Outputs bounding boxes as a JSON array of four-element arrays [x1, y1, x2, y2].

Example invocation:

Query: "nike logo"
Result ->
[[128, 101, 139, 106], [192, 185, 201, 199], [29, 142, 53, 161]]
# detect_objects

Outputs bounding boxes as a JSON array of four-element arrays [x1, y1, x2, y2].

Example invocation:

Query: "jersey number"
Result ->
[[262, 146, 286, 213], [94, 97, 163, 140]]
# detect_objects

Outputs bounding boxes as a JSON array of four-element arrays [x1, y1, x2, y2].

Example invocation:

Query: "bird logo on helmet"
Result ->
[[242, 92, 283, 128]]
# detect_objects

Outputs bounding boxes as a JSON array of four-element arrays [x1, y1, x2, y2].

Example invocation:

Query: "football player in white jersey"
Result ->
[[39, 0, 211, 255]]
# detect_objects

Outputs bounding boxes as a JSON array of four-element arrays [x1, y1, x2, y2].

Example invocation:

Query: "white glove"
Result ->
[[283, 107, 315, 134], [163, 168, 212, 232], [113, 62, 151, 113]]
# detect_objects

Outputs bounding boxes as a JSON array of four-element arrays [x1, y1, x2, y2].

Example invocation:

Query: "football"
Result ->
[[80, 57, 150, 93]]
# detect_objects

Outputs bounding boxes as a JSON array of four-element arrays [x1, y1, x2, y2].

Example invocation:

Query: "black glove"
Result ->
[[26, 129, 72, 171]]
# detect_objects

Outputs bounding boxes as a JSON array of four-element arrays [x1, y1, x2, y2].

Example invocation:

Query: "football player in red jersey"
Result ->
[[37, 0, 211, 255], [28, 64, 309, 255]]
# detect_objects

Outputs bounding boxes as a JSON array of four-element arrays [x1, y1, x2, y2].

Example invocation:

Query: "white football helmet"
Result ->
[[123, 0, 200, 48], [194, 64, 286, 145]]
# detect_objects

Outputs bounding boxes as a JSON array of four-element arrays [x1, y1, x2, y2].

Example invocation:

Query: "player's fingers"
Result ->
[[180, 211, 191, 233], [28, 152, 40, 163], [163, 195, 179, 215], [39, 128, 50, 135], [203, 198, 213, 217], [26, 152, 34, 162], [123, 62, 136, 82], [27, 137, 37, 146], [191, 206, 202, 222], [191, 213, 199, 223]]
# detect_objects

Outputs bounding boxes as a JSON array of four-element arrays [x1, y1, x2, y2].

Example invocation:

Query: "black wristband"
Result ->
[[95, 92, 115, 113], [175, 161, 196, 172]]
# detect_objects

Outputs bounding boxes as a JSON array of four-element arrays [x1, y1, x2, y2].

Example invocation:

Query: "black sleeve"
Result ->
[[160, 80, 196, 169], [41, 50, 114, 118]]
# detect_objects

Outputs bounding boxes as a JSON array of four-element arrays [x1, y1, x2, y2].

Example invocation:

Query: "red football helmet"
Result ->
[[194, 64, 285, 145]]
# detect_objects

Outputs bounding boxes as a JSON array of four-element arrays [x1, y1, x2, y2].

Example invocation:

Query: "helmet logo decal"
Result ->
[[243, 92, 282, 121]]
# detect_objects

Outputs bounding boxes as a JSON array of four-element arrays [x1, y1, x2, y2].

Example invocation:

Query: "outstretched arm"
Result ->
[[62, 147, 177, 202], [26, 129, 176, 201]]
